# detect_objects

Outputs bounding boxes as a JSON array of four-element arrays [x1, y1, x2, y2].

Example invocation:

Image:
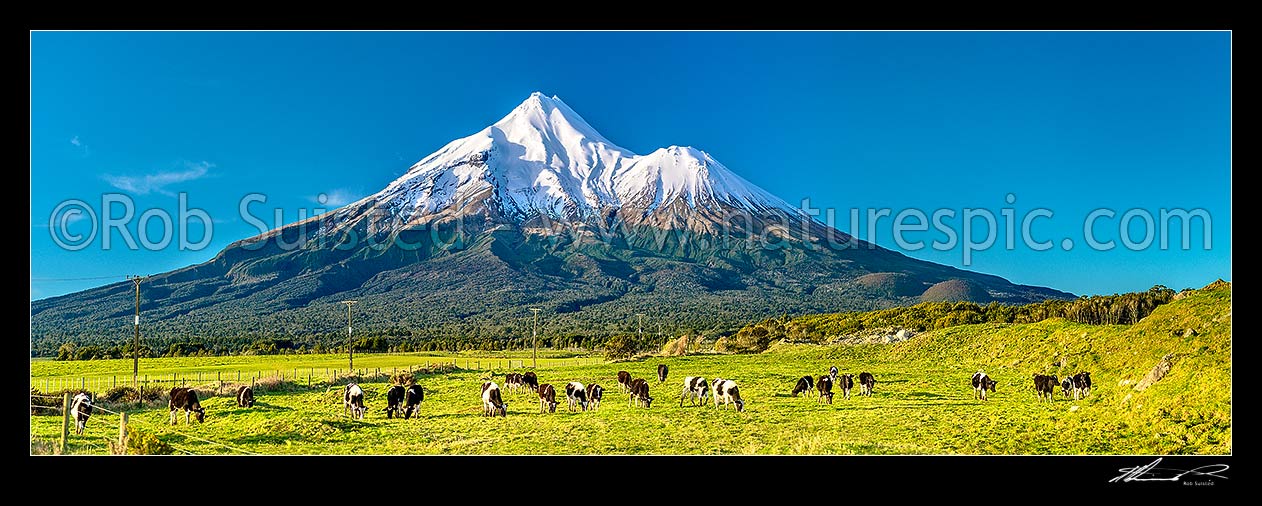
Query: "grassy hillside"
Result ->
[[30, 283, 1229, 455]]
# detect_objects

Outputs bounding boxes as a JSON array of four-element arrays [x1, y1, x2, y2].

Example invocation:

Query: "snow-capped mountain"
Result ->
[[327, 92, 805, 235]]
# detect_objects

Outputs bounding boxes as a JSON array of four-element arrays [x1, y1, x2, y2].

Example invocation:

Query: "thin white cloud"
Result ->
[[70, 136, 82, 147], [70, 135, 90, 156], [103, 161, 212, 196], [308, 188, 362, 208]]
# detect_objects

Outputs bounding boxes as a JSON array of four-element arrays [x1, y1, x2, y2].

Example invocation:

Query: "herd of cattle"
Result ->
[[57, 364, 1097, 432]]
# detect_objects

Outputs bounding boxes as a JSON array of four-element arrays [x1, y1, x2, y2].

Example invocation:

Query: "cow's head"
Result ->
[[194, 407, 206, 423], [643, 396, 653, 409], [547, 400, 557, 413], [735, 399, 745, 412], [987, 380, 998, 392]]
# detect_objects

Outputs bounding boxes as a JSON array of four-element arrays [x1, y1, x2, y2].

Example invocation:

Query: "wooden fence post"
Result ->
[[237, 370, 241, 382], [59, 392, 70, 455], [118, 412, 128, 455], [81, 377, 85, 390]]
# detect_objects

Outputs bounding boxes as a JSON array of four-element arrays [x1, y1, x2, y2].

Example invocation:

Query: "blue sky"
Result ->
[[30, 31, 1231, 300]]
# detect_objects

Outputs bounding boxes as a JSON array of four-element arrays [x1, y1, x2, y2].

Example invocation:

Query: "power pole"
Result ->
[[636, 313, 644, 340], [126, 275, 147, 389], [529, 308, 541, 369], [341, 300, 358, 371]]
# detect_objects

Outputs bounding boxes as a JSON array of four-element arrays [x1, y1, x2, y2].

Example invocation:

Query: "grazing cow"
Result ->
[[657, 364, 669, 383], [1061, 376, 1074, 399], [70, 392, 92, 435], [505, 373, 523, 393], [482, 382, 507, 417], [1072, 372, 1092, 399], [403, 384, 424, 419], [816, 375, 834, 404], [538, 384, 558, 413], [522, 372, 539, 393], [617, 371, 632, 393], [628, 378, 653, 408], [344, 383, 366, 420], [791, 375, 814, 397], [712, 379, 745, 412], [586, 384, 604, 411], [235, 385, 255, 408], [680, 376, 709, 407], [385, 385, 406, 418], [837, 373, 855, 401], [1032, 374, 1057, 401], [829, 366, 839, 383], [565, 381, 589, 411], [169, 387, 206, 425], [972, 371, 997, 401], [858, 372, 875, 397]]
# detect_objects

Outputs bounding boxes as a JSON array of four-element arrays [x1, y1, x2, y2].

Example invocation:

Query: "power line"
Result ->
[[30, 275, 129, 282]]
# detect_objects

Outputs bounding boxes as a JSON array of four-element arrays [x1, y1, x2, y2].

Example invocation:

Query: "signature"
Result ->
[[1110, 458, 1229, 483]]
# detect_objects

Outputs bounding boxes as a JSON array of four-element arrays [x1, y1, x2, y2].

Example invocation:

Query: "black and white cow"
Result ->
[[1061, 376, 1074, 399], [565, 381, 588, 411], [1033, 374, 1057, 402], [521, 372, 539, 393], [235, 385, 254, 408], [858, 372, 875, 397], [816, 375, 834, 404], [505, 373, 523, 394], [791, 375, 814, 397], [482, 381, 507, 417], [837, 373, 855, 401], [712, 379, 745, 412], [628, 378, 653, 408], [1072, 371, 1092, 399], [403, 384, 424, 419], [657, 364, 669, 383], [617, 371, 632, 393], [538, 383, 558, 413], [829, 366, 839, 383], [972, 371, 997, 401], [585, 383, 604, 411], [385, 385, 406, 419], [169, 387, 205, 425], [70, 392, 92, 435], [344, 383, 366, 420], [680, 376, 709, 407]]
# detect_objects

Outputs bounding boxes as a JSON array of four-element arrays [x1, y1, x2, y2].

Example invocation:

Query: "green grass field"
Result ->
[[30, 284, 1230, 455]]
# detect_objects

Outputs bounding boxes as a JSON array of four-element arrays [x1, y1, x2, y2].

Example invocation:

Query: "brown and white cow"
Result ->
[[837, 373, 855, 401], [858, 372, 875, 397], [657, 364, 669, 383], [521, 372, 539, 393], [712, 379, 744, 412], [482, 381, 507, 417], [617, 371, 632, 393], [235, 385, 255, 408], [585, 383, 604, 411], [169, 387, 206, 425], [629, 378, 653, 408], [538, 383, 558, 413], [816, 375, 834, 404], [403, 384, 424, 419], [385, 385, 406, 418], [791, 376, 814, 397]]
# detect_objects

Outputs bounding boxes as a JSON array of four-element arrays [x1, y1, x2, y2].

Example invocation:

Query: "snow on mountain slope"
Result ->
[[346, 92, 806, 231]]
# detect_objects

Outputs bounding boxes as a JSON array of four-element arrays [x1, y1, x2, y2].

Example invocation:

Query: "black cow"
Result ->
[[712, 378, 745, 412], [538, 384, 558, 413], [586, 383, 604, 411], [385, 385, 406, 418], [70, 392, 92, 435], [235, 385, 255, 408], [972, 371, 997, 401], [837, 373, 855, 401], [403, 384, 424, 419], [657, 364, 669, 383], [565, 381, 589, 412], [858, 372, 875, 397], [482, 381, 507, 417], [169, 387, 205, 425], [1061, 376, 1074, 399], [791, 376, 814, 397], [522, 372, 539, 393], [816, 375, 834, 404], [617, 371, 632, 393], [680, 376, 708, 407], [629, 378, 653, 408], [344, 383, 366, 420], [1033, 374, 1057, 402]]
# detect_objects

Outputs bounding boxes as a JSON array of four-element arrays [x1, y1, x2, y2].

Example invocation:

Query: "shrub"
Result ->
[[125, 426, 172, 455], [391, 371, 416, 386], [603, 335, 639, 360], [660, 335, 690, 356]]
